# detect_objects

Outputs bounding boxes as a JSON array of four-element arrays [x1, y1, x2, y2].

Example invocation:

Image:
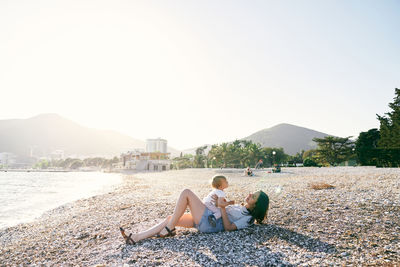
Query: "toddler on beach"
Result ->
[[203, 175, 234, 227]]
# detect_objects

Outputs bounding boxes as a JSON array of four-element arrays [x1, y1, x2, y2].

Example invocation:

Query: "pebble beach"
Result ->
[[0, 167, 399, 266]]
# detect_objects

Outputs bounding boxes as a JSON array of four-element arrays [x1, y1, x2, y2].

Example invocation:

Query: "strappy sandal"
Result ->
[[120, 227, 135, 245], [157, 226, 176, 238]]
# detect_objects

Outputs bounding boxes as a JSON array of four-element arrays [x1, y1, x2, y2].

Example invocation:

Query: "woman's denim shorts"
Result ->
[[194, 207, 224, 233]]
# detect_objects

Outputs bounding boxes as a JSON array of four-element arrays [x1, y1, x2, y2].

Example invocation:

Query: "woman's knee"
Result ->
[[181, 188, 193, 196]]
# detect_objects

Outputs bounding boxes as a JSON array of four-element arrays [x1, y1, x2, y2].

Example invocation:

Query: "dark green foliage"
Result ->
[[207, 140, 288, 168], [193, 145, 208, 168], [172, 154, 193, 169], [355, 128, 380, 166], [312, 136, 354, 166], [374, 148, 400, 167], [302, 149, 317, 161], [303, 157, 318, 167], [260, 147, 286, 167], [377, 88, 400, 148], [357, 148, 400, 167], [69, 159, 84, 169], [34, 159, 50, 169], [287, 151, 304, 166], [363, 88, 400, 167]]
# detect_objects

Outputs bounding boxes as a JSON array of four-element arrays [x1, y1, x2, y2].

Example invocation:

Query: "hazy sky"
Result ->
[[1, 0, 399, 150]]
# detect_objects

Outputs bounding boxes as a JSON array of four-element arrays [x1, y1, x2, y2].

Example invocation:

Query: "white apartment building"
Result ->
[[120, 139, 170, 171], [146, 138, 168, 153]]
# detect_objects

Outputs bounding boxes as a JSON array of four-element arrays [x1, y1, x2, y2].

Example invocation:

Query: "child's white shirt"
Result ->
[[202, 189, 226, 219]]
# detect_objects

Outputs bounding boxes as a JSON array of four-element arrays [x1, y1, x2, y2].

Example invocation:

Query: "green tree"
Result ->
[[172, 154, 193, 169], [313, 136, 354, 166], [69, 159, 84, 169], [355, 128, 380, 166], [302, 149, 317, 160], [248, 142, 263, 167], [287, 151, 304, 166], [206, 141, 288, 168], [194, 145, 208, 168], [377, 88, 400, 148], [34, 159, 50, 169], [303, 157, 318, 167], [260, 147, 286, 167]]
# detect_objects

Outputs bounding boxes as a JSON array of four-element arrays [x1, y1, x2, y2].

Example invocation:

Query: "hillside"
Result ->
[[181, 124, 331, 156], [243, 123, 330, 155], [0, 114, 147, 158]]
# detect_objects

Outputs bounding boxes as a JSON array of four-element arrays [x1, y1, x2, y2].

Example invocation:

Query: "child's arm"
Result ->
[[204, 201, 220, 213], [227, 199, 235, 205], [212, 195, 235, 206]]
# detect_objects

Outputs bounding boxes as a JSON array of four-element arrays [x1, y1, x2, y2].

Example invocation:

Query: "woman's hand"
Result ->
[[217, 197, 231, 208], [211, 195, 234, 208]]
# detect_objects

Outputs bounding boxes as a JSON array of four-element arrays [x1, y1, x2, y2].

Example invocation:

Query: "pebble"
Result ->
[[0, 167, 399, 266]]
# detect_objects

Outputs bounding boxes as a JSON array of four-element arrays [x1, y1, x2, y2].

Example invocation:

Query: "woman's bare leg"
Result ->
[[132, 216, 171, 242], [159, 189, 205, 235], [131, 189, 205, 241], [176, 213, 195, 228], [132, 213, 194, 242]]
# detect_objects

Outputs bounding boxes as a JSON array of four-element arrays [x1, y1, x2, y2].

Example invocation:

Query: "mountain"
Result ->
[[0, 114, 176, 158], [243, 123, 330, 155], [180, 124, 331, 156]]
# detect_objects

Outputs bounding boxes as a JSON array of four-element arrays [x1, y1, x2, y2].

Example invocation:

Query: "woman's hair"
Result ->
[[248, 191, 269, 224], [211, 175, 226, 189]]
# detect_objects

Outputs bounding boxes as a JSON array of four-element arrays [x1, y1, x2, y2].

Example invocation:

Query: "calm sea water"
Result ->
[[0, 171, 122, 229]]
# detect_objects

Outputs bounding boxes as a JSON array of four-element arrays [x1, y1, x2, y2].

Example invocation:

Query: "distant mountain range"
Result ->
[[0, 114, 179, 158], [0, 114, 331, 158], [183, 123, 331, 156]]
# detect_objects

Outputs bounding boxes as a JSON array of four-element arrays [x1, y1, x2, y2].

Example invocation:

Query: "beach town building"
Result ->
[[0, 152, 16, 167], [146, 138, 168, 153], [119, 138, 171, 171], [50, 150, 65, 161]]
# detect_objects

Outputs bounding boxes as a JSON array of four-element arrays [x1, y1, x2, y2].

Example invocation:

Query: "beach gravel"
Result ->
[[0, 167, 399, 266]]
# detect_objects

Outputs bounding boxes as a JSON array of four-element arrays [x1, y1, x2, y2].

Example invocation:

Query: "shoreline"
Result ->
[[1, 167, 399, 266], [0, 171, 123, 231]]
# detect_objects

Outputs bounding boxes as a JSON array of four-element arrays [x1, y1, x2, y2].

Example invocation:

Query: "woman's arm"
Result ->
[[217, 197, 237, 231]]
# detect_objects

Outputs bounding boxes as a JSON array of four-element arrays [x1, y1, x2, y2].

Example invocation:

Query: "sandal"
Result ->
[[120, 227, 135, 245], [157, 226, 176, 238]]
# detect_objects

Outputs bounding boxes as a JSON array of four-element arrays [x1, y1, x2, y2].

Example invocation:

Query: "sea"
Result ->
[[0, 171, 122, 229]]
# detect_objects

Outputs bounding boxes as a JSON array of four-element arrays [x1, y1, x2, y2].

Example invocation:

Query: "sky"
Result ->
[[1, 0, 399, 150]]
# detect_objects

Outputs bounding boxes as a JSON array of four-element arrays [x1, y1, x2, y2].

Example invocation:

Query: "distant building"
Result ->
[[50, 150, 65, 160], [146, 138, 168, 153], [121, 150, 171, 171], [121, 138, 171, 171], [0, 152, 16, 166]]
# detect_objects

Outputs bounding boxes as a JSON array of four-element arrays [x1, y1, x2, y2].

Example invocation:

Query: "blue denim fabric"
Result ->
[[195, 207, 224, 233]]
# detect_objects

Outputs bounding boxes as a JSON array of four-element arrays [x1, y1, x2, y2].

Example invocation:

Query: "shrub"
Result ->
[[303, 157, 318, 167]]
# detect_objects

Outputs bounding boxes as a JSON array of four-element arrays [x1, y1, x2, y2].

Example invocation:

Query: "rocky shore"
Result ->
[[0, 167, 399, 266]]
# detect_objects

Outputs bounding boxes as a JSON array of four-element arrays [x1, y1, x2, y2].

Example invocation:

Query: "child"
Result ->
[[245, 167, 254, 176], [203, 175, 234, 227]]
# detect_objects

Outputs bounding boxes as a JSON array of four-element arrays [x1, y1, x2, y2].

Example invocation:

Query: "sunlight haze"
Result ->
[[1, 0, 399, 150]]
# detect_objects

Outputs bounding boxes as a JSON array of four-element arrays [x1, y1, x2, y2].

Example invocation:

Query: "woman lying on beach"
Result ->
[[120, 187, 269, 244]]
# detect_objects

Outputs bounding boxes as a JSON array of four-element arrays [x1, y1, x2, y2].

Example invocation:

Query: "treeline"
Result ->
[[172, 140, 300, 169], [355, 88, 400, 167], [288, 88, 400, 167], [173, 88, 400, 169], [34, 157, 120, 170]]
